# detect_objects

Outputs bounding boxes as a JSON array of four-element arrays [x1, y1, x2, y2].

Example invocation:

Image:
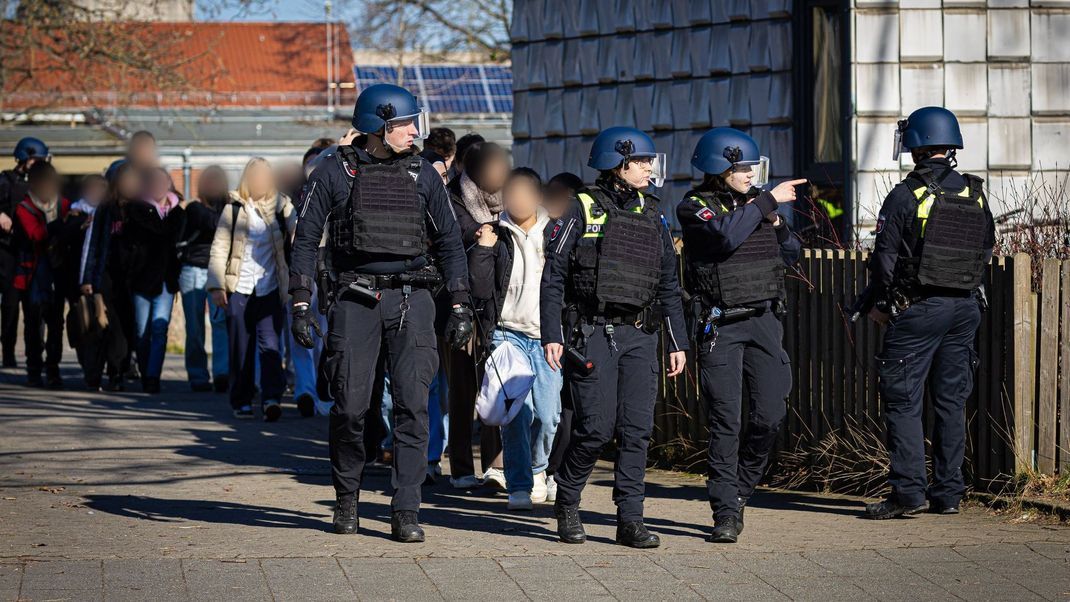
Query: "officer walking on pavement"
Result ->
[[541, 126, 688, 548], [289, 84, 474, 542], [863, 106, 995, 519], [0, 138, 51, 369], [677, 127, 804, 543]]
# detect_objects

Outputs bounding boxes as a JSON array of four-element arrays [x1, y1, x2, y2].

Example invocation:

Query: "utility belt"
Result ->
[[887, 282, 987, 314], [688, 294, 785, 352], [565, 304, 661, 356]]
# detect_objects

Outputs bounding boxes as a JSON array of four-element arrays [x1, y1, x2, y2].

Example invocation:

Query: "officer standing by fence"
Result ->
[[541, 126, 687, 548], [289, 84, 473, 542], [677, 127, 804, 543], [862, 106, 995, 519]]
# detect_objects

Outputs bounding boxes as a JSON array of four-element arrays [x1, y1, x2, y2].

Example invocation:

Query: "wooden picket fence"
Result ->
[[653, 250, 1070, 490]]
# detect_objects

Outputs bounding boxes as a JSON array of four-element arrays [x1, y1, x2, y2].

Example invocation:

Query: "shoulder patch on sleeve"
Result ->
[[875, 215, 886, 234], [696, 207, 715, 222], [549, 219, 564, 242]]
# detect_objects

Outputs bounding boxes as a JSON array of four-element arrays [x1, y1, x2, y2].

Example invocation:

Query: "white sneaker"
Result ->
[[449, 474, 482, 489], [483, 467, 507, 490], [531, 471, 548, 503], [314, 399, 334, 417], [507, 491, 533, 511], [545, 474, 558, 503]]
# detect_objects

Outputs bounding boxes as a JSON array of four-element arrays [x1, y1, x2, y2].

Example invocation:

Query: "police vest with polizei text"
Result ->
[[328, 146, 426, 258], [893, 169, 987, 291], [569, 187, 663, 312], [683, 190, 785, 307]]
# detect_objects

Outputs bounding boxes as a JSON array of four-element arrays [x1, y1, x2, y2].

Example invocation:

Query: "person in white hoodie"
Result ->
[[468, 168, 563, 510]]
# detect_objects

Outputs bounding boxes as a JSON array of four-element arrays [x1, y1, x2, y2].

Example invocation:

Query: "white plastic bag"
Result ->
[[475, 340, 535, 426]]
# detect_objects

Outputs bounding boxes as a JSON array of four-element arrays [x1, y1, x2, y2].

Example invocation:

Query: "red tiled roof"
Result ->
[[2, 22, 355, 110]]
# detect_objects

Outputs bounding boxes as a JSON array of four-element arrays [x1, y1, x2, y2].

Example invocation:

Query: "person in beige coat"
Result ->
[[207, 157, 296, 421]]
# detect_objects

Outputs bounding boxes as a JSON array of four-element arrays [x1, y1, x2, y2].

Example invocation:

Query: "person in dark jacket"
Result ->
[[124, 167, 182, 393], [443, 140, 510, 490], [14, 161, 69, 388], [0, 137, 50, 368], [468, 167, 562, 510], [174, 165, 229, 392]]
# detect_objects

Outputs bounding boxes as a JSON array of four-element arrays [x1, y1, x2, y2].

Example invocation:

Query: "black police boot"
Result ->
[[390, 510, 425, 543], [709, 517, 741, 543], [554, 502, 586, 544], [863, 499, 929, 520], [616, 521, 660, 549], [928, 500, 960, 515], [737, 496, 748, 535], [332, 494, 358, 534], [26, 372, 43, 388]]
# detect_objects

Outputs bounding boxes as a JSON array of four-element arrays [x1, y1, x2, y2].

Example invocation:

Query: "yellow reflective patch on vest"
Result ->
[[578, 192, 644, 238], [689, 195, 728, 213], [911, 184, 984, 236]]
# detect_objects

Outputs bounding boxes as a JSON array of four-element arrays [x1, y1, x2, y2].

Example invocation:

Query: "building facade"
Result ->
[[509, 0, 1069, 235]]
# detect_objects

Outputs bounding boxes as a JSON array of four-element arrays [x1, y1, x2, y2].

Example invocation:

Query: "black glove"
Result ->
[[291, 304, 322, 349], [445, 304, 474, 350]]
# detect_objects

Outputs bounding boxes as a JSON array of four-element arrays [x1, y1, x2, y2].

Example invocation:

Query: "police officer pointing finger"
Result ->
[[289, 84, 473, 542]]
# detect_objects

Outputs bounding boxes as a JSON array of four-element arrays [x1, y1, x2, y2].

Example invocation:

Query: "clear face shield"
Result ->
[[733, 156, 770, 189], [648, 152, 667, 188], [385, 108, 432, 140], [891, 119, 909, 161]]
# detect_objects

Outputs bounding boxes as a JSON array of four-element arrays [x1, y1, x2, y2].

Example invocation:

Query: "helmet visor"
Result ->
[[734, 156, 770, 188], [649, 152, 667, 188], [892, 120, 908, 161], [387, 108, 431, 140]]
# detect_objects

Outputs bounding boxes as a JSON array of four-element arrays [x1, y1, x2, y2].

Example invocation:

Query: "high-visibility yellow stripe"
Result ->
[[816, 198, 843, 219], [911, 184, 983, 236], [578, 192, 644, 238], [689, 195, 728, 212]]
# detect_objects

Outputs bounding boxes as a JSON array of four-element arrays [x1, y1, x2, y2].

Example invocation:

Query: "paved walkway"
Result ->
[[0, 355, 1068, 601]]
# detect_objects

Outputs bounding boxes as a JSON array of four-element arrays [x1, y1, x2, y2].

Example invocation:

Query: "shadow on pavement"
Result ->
[[82, 495, 330, 530]]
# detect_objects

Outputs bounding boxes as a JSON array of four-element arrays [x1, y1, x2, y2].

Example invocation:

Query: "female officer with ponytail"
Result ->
[[677, 127, 804, 543], [540, 126, 687, 548]]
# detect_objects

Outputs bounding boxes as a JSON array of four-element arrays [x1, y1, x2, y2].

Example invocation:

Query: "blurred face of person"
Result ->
[[245, 161, 273, 200], [198, 169, 228, 200], [115, 168, 140, 201], [617, 157, 653, 190], [29, 172, 60, 203], [144, 169, 171, 202], [477, 153, 510, 194], [543, 181, 574, 220], [383, 118, 418, 153], [432, 161, 448, 185], [721, 165, 754, 194], [128, 138, 158, 168], [503, 177, 541, 224], [274, 161, 303, 194], [81, 178, 107, 207]]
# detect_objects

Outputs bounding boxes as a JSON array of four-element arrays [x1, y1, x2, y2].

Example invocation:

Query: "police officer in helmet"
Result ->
[[541, 126, 688, 548], [677, 127, 803, 543], [0, 138, 51, 369], [863, 106, 995, 519], [289, 83, 473, 541]]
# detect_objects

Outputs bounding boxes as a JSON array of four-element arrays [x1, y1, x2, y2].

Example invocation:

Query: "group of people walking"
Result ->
[[1, 82, 994, 545]]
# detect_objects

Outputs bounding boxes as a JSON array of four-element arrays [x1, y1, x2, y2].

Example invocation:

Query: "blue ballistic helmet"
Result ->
[[352, 83, 430, 139], [104, 159, 127, 182], [14, 137, 49, 163], [893, 106, 963, 160], [691, 127, 769, 187], [587, 126, 666, 187]]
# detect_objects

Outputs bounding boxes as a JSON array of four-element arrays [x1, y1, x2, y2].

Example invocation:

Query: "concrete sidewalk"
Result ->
[[0, 355, 1068, 601]]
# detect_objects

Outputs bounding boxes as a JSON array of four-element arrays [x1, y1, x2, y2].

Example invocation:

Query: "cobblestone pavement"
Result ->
[[1, 356, 1068, 601]]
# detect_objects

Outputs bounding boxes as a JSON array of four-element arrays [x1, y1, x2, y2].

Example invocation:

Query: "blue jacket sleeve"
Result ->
[[676, 191, 777, 253], [420, 162, 470, 305], [539, 200, 583, 346], [775, 221, 802, 267], [655, 211, 688, 352], [869, 184, 915, 292], [289, 159, 348, 305]]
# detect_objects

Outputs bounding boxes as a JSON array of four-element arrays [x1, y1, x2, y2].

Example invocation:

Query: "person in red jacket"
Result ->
[[14, 161, 70, 388]]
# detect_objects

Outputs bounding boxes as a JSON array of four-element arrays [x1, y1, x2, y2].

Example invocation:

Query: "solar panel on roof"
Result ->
[[353, 63, 513, 114]]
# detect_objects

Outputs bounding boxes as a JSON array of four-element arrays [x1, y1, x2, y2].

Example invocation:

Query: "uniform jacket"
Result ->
[[869, 157, 995, 296], [207, 192, 295, 303], [676, 186, 802, 300], [288, 138, 469, 307], [539, 181, 688, 352]]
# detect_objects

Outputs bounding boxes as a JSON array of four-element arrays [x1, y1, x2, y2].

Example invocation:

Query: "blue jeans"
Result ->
[[288, 290, 327, 401], [494, 329, 563, 494], [381, 368, 449, 461], [133, 291, 174, 379], [179, 265, 228, 384]]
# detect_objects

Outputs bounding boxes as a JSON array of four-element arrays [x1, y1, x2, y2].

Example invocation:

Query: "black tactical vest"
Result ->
[[569, 187, 662, 312], [894, 169, 987, 290], [329, 146, 426, 257], [683, 190, 785, 306]]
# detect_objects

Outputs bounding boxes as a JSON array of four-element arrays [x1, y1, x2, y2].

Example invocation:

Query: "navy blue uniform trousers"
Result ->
[[877, 295, 981, 508]]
